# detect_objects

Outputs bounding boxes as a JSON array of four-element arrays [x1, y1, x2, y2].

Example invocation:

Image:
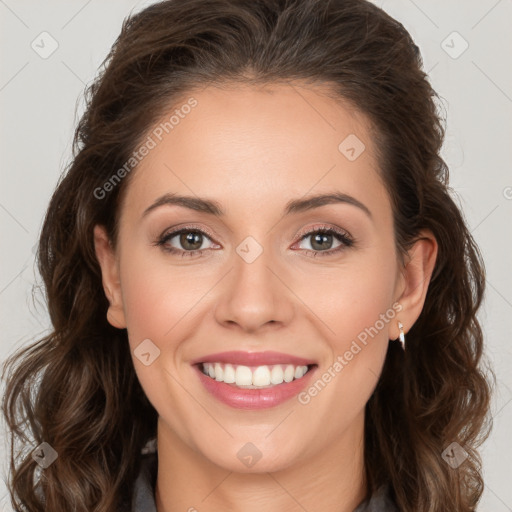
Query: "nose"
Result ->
[[213, 240, 295, 333]]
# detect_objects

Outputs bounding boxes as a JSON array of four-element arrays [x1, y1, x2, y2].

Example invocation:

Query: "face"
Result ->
[[95, 82, 419, 474]]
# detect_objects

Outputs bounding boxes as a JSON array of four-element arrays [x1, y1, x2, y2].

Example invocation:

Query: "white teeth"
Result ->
[[253, 366, 271, 386], [223, 364, 236, 383], [201, 362, 310, 388], [235, 365, 253, 386], [270, 365, 284, 385], [214, 363, 223, 381], [284, 364, 295, 382]]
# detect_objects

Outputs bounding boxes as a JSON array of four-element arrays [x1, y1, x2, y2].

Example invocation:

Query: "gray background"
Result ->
[[1, 0, 511, 510]]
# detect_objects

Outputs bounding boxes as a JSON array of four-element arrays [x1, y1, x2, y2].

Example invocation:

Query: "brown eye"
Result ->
[[294, 227, 354, 257], [155, 226, 219, 257], [178, 231, 204, 251], [309, 232, 336, 251]]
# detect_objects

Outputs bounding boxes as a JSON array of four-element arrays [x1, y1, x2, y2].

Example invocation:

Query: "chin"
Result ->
[[201, 440, 304, 474]]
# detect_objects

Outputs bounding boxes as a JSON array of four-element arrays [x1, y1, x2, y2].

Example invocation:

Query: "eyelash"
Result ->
[[154, 224, 354, 258]]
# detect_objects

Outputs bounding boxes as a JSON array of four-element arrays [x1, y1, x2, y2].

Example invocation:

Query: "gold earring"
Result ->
[[398, 321, 405, 351]]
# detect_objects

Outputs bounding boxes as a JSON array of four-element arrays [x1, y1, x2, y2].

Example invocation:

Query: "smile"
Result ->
[[200, 362, 312, 389], [192, 351, 318, 409]]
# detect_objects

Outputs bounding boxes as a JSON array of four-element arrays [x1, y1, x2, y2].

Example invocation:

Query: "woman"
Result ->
[[1, 0, 493, 511]]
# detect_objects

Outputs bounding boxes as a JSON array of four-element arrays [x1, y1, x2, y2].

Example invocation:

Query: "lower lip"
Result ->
[[194, 365, 317, 410]]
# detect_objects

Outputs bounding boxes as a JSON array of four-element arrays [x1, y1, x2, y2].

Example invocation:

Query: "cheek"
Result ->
[[293, 246, 397, 410], [116, 248, 205, 433], [117, 244, 211, 347], [299, 252, 398, 348]]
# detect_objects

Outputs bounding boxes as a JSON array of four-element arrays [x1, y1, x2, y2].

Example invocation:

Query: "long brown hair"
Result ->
[[1, 0, 493, 510]]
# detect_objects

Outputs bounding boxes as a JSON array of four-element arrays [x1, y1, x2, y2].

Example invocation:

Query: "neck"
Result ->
[[154, 412, 368, 512]]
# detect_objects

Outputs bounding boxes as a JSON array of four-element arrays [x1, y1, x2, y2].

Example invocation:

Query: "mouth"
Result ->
[[197, 362, 316, 389], [191, 351, 318, 409]]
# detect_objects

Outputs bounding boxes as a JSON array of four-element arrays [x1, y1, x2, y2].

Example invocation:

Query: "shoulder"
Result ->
[[131, 441, 158, 512], [353, 483, 399, 512]]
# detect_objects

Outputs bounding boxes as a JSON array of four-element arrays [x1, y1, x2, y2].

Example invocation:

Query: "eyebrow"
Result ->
[[142, 192, 372, 219]]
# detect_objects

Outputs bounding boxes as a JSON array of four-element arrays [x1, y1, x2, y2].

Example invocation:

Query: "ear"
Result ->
[[93, 225, 127, 329], [392, 229, 438, 338]]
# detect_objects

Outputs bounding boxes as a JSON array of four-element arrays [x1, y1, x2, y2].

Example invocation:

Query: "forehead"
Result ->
[[121, 82, 389, 221]]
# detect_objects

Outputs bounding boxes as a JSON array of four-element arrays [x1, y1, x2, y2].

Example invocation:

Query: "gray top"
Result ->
[[131, 445, 398, 512]]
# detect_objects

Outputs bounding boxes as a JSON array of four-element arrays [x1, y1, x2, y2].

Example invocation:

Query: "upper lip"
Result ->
[[191, 351, 317, 367]]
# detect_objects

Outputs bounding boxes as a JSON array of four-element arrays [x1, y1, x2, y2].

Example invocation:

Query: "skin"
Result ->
[[94, 82, 437, 512]]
